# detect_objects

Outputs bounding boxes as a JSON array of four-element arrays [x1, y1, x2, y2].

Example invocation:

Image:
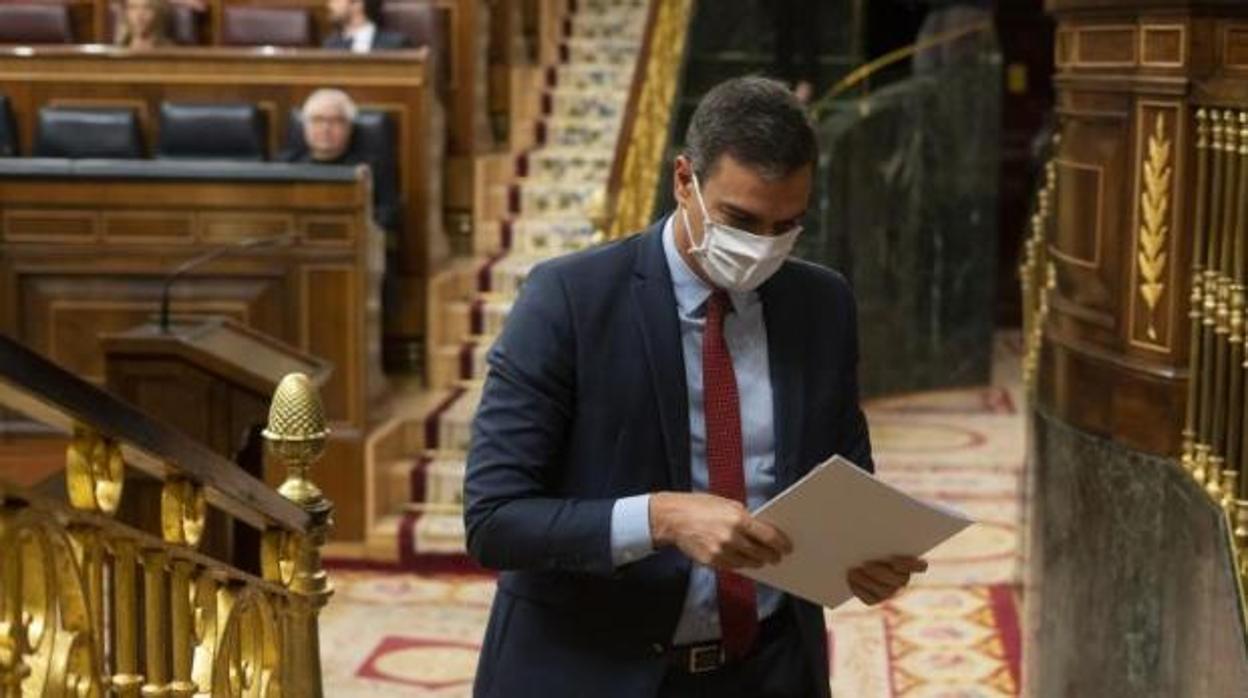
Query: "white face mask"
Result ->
[[682, 172, 802, 293]]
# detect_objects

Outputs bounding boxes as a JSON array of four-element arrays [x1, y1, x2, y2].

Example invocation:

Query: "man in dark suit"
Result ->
[[464, 77, 927, 698], [323, 0, 410, 52], [280, 88, 400, 233]]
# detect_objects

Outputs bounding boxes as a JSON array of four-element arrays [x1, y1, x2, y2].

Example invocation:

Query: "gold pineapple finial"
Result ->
[[262, 372, 334, 698], [263, 373, 330, 506]]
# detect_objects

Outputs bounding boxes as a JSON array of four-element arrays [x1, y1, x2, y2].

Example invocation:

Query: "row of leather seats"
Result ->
[[0, 1, 440, 49], [0, 95, 395, 164]]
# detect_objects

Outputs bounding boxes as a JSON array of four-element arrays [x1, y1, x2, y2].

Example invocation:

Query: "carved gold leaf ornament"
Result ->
[[212, 588, 281, 698], [66, 426, 124, 515], [162, 478, 207, 548], [261, 530, 299, 588], [1138, 112, 1173, 341], [0, 511, 104, 697]]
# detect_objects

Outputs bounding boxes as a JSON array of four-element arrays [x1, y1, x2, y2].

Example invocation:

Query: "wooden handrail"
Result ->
[[0, 333, 310, 533], [811, 17, 993, 117], [604, 0, 697, 239], [604, 0, 662, 208]]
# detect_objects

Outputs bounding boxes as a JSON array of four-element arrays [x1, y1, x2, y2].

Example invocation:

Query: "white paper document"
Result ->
[[739, 455, 974, 610]]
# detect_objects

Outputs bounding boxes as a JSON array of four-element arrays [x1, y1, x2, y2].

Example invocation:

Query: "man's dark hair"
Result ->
[[684, 76, 817, 181], [361, 0, 382, 24]]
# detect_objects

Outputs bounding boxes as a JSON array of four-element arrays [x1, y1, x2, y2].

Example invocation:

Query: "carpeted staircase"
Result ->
[[367, 0, 649, 568]]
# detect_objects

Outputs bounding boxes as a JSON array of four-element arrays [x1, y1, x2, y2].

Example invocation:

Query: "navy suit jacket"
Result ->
[[464, 221, 873, 698]]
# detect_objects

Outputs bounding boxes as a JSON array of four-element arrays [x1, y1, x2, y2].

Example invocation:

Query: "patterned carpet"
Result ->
[[321, 334, 1025, 696]]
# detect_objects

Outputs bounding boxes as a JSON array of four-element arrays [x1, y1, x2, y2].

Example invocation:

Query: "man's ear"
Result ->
[[673, 155, 692, 209]]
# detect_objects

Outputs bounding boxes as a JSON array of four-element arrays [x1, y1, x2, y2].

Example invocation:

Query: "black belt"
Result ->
[[663, 609, 793, 674]]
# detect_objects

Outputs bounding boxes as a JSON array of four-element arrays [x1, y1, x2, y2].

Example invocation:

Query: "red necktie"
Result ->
[[702, 290, 758, 659]]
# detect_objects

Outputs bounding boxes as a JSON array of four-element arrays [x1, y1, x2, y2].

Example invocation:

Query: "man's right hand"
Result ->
[[649, 492, 792, 570]]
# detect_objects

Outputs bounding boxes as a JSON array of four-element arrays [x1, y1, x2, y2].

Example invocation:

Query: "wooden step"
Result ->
[[435, 388, 482, 453], [378, 456, 419, 520], [362, 387, 458, 541], [365, 514, 402, 563], [407, 511, 468, 555], [429, 343, 464, 390], [426, 255, 492, 358], [442, 299, 475, 346], [473, 219, 505, 257]]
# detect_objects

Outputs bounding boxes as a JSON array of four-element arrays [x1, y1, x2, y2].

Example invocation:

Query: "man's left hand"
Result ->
[[847, 556, 928, 606]]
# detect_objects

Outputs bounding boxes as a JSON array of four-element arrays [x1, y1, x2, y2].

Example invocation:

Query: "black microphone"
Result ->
[[159, 233, 294, 334]]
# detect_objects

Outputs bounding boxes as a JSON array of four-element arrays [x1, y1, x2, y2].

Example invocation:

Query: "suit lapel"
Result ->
[[761, 270, 805, 487], [631, 225, 692, 491]]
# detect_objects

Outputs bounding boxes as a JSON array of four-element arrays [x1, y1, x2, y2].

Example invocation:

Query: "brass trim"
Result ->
[[1183, 109, 1211, 472], [161, 478, 206, 549], [65, 425, 124, 515]]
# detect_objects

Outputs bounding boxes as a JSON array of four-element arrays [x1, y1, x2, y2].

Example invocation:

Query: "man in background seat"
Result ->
[[323, 0, 410, 52], [281, 88, 400, 233]]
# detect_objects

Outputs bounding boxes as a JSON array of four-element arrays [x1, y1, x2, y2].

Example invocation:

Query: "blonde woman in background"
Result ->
[[114, 0, 171, 49]]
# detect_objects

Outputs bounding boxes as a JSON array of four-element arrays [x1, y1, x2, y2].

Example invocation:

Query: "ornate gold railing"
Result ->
[[1179, 109, 1248, 596], [812, 17, 994, 113], [603, 0, 696, 240], [0, 335, 333, 696], [1019, 137, 1059, 392]]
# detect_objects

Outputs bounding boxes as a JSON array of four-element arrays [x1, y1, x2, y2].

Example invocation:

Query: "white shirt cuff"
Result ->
[[609, 494, 655, 567]]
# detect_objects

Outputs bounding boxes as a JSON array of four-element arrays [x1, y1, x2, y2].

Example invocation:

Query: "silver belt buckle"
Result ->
[[688, 644, 724, 674]]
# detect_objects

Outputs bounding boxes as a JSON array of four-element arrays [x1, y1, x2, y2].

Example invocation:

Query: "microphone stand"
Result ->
[[158, 233, 294, 334]]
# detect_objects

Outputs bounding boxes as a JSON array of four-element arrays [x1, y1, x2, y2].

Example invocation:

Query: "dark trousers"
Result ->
[[658, 616, 817, 698]]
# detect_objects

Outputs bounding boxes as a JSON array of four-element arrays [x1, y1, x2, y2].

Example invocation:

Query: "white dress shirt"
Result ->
[[346, 21, 377, 53], [609, 214, 784, 644]]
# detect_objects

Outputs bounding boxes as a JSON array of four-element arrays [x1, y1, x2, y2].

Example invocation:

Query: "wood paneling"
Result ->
[[0, 47, 444, 347], [1141, 25, 1185, 67], [1041, 3, 1248, 456], [1077, 25, 1138, 66], [1226, 25, 1248, 70], [0, 171, 382, 539], [302, 266, 359, 425], [1052, 159, 1104, 268], [0, 173, 377, 419], [101, 212, 196, 243]]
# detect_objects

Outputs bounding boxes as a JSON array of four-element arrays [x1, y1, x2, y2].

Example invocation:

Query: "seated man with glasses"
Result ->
[[281, 88, 400, 234]]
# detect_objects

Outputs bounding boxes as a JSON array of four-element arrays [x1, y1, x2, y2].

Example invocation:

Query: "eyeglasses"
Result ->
[[307, 114, 349, 127]]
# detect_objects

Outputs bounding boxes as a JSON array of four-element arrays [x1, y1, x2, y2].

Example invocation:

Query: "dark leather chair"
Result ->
[[379, 1, 449, 90], [0, 93, 17, 157], [106, 2, 203, 45], [156, 102, 268, 161], [0, 3, 75, 44], [34, 107, 145, 159], [221, 6, 312, 47]]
